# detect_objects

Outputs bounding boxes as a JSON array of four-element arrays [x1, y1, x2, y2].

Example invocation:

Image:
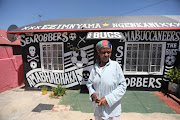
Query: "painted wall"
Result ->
[[0, 46, 24, 93], [20, 30, 180, 90]]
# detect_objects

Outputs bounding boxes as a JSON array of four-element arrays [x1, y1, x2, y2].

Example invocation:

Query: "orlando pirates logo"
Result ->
[[69, 33, 76, 41], [71, 49, 89, 68], [82, 70, 90, 81]]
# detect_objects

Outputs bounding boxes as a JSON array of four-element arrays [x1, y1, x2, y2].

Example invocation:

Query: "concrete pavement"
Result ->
[[0, 85, 180, 120]]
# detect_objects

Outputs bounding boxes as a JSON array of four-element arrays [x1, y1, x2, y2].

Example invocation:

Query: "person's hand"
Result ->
[[98, 96, 107, 106], [91, 93, 100, 103]]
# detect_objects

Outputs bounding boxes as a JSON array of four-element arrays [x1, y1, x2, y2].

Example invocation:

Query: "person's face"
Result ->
[[98, 46, 111, 65]]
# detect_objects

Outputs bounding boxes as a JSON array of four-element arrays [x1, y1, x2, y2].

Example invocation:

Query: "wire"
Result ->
[[120, 0, 169, 16], [95, 0, 169, 24], [0, 34, 10, 41]]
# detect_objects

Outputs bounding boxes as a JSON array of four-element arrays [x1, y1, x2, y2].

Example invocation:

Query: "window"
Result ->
[[40, 43, 64, 72], [124, 42, 165, 75]]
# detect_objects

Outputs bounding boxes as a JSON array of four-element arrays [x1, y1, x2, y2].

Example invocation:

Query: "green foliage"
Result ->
[[166, 67, 180, 84], [52, 85, 66, 97], [41, 85, 47, 91]]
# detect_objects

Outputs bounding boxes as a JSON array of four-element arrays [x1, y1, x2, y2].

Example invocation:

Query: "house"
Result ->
[[0, 29, 24, 93], [7, 15, 180, 91]]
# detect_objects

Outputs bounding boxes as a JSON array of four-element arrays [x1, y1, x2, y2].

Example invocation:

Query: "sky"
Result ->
[[0, 0, 180, 30]]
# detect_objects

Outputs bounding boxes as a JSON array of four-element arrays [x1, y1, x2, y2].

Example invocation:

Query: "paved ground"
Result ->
[[59, 90, 176, 114], [59, 90, 93, 113], [0, 85, 180, 120], [153, 91, 180, 114]]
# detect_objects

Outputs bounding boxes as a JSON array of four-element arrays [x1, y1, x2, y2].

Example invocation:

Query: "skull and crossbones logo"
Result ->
[[27, 55, 39, 62], [27, 46, 39, 62], [69, 33, 76, 41], [77, 36, 86, 48], [29, 46, 36, 57], [82, 70, 90, 81]]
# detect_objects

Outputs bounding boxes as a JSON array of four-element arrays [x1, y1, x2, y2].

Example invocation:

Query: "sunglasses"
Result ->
[[100, 51, 111, 54]]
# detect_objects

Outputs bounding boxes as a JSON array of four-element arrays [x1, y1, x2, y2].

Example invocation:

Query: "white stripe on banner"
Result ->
[[64, 51, 72, 57], [165, 66, 173, 69], [86, 49, 94, 53], [26, 68, 41, 77], [34, 81, 79, 88]]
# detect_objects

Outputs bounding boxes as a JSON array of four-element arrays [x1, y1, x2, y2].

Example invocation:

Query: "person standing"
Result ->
[[86, 40, 127, 120]]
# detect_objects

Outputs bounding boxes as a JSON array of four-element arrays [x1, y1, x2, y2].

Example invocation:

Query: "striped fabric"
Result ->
[[96, 40, 112, 51]]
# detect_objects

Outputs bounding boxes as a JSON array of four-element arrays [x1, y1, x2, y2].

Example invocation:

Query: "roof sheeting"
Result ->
[[7, 15, 180, 33]]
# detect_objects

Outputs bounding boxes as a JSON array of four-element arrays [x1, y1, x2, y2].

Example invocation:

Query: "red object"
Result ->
[[153, 91, 180, 114], [0, 29, 23, 93], [0, 47, 24, 93], [102, 40, 110, 47]]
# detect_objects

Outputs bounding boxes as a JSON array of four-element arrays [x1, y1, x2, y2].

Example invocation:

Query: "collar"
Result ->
[[105, 59, 111, 66], [95, 59, 111, 70]]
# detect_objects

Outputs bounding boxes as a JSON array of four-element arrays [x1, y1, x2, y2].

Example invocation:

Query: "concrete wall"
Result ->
[[0, 46, 24, 93]]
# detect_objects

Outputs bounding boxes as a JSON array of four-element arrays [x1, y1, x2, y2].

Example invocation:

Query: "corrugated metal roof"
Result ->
[[7, 15, 180, 33]]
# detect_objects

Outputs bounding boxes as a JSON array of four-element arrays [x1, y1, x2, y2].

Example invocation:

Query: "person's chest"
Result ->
[[93, 65, 118, 88]]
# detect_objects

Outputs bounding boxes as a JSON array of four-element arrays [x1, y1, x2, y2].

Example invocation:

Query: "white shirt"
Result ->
[[86, 59, 127, 119]]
